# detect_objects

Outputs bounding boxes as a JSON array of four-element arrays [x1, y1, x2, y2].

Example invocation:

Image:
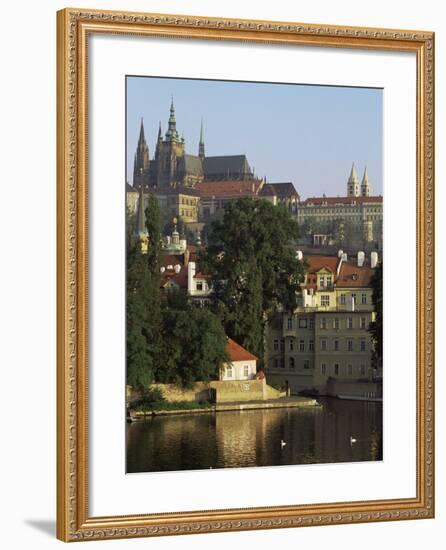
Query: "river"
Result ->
[[126, 397, 382, 473]]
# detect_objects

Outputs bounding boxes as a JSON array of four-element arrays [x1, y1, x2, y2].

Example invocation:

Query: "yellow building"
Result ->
[[265, 252, 381, 398]]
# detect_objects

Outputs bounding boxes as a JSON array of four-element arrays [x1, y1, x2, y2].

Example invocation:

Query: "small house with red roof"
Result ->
[[220, 338, 258, 381]]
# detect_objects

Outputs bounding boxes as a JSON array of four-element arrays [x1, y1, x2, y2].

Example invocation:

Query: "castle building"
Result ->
[[296, 164, 382, 251], [264, 251, 381, 398], [130, 99, 260, 224]]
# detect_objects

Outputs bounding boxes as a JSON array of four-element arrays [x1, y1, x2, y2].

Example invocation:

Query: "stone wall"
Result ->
[[127, 379, 284, 404]]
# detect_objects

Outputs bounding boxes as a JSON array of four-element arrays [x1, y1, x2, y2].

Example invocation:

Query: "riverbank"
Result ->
[[129, 396, 320, 419]]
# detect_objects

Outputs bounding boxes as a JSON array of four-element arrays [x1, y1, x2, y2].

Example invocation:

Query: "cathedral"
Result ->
[[133, 99, 256, 190], [131, 98, 258, 224]]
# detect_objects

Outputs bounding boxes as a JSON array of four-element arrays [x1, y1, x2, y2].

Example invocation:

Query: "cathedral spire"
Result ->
[[157, 121, 162, 142], [133, 117, 150, 188], [138, 117, 145, 143], [198, 119, 205, 159]]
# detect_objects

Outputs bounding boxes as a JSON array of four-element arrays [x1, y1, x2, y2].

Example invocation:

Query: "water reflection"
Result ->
[[126, 398, 382, 473]]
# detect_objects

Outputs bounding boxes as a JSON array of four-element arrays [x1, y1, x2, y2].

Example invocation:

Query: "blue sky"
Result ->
[[126, 76, 383, 198]]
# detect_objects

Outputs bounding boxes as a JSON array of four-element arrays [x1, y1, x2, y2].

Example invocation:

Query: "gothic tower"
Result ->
[[347, 163, 360, 197], [157, 98, 186, 189], [198, 119, 205, 160], [133, 118, 150, 189], [361, 166, 371, 196]]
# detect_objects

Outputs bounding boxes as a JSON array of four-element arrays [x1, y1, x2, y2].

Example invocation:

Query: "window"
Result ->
[[319, 275, 325, 287], [303, 359, 310, 370], [289, 339, 294, 352], [334, 318, 340, 330], [360, 317, 367, 329], [334, 363, 340, 376], [274, 358, 278, 369], [347, 317, 353, 329], [289, 357, 295, 369], [298, 318, 308, 328], [226, 366, 233, 378], [196, 282, 203, 291], [244, 365, 249, 377], [360, 364, 366, 376], [320, 339, 327, 351], [273, 339, 278, 352], [299, 340, 305, 352], [280, 357, 285, 369], [320, 317, 327, 329], [347, 339, 353, 351], [333, 339, 339, 351], [361, 293, 367, 305], [360, 339, 366, 352], [321, 363, 326, 375], [309, 318, 315, 329], [326, 275, 333, 287], [321, 295, 330, 307], [309, 340, 314, 351], [280, 339, 285, 352], [340, 294, 346, 305], [287, 317, 293, 330], [348, 364, 353, 376]]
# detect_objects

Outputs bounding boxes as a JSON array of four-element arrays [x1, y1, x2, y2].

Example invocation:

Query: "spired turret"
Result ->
[[135, 181, 149, 254], [347, 163, 360, 197], [361, 166, 371, 196]]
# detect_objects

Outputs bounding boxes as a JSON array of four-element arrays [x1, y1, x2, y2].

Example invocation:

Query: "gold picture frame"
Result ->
[[57, 7, 435, 542]]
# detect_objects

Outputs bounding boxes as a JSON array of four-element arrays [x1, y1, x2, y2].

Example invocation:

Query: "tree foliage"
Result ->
[[369, 261, 383, 368], [158, 305, 229, 388], [199, 198, 306, 364], [126, 194, 162, 389], [127, 193, 228, 389]]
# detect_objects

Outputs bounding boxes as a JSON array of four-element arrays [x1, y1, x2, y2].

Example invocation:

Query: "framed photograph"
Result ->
[[57, 8, 435, 542]]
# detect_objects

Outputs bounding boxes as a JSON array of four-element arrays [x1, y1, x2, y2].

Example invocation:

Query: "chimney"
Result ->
[[338, 249, 344, 258], [296, 250, 303, 261], [342, 252, 348, 262], [357, 251, 365, 267], [371, 251, 378, 269], [187, 261, 196, 294]]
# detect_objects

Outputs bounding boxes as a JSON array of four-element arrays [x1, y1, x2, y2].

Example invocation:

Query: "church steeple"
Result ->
[[347, 162, 360, 197], [198, 119, 205, 160], [361, 166, 371, 196], [133, 117, 150, 189]]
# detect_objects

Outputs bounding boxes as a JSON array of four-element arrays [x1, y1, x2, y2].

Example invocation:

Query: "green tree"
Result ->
[[369, 261, 383, 370], [199, 198, 306, 364], [126, 193, 162, 389], [158, 306, 229, 387]]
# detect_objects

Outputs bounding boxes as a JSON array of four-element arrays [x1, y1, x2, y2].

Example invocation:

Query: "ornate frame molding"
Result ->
[[57, 8, 434, 542]]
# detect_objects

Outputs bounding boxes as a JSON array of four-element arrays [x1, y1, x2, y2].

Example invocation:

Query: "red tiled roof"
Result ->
[[196, 180, 263, 199], [226, 338, 257, 362], [306, 255, 338, 274], [160, 268, 188, 289], [302, 255, 374, 290], [302, 195, 382, 206], [336, 261, 374, 288], [160, 254, 185, 268], [194, 272, 211, 279]]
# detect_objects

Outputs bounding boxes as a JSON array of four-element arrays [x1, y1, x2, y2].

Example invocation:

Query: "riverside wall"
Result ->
[[127, 379, 284, 404]]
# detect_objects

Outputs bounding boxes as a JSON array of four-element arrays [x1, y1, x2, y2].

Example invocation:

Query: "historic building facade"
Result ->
[[296, 164, 383, 251], [264, 252, 381, 398]]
